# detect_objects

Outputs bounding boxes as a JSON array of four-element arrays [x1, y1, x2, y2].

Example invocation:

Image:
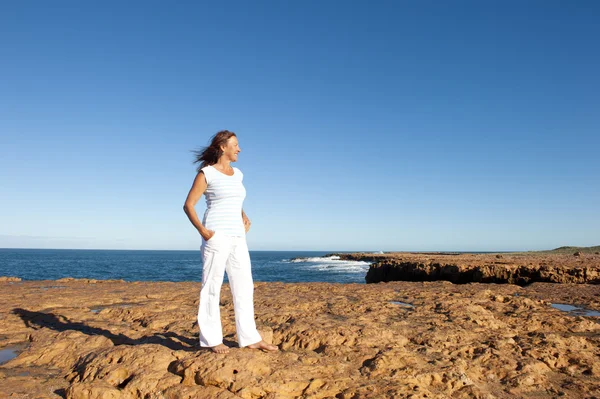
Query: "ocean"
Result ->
[[0, 249, 371, 284]]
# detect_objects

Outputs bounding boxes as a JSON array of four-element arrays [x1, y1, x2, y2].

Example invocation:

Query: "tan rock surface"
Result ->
[[335, 253, 600, 284], [0, 279, 599, 398]]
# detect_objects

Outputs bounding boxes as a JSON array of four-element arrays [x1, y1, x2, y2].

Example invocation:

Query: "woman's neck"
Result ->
[[214, 159, 232, 170]]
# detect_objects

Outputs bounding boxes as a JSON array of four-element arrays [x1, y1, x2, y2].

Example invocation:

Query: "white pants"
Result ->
[[198, 231, 262, 348]]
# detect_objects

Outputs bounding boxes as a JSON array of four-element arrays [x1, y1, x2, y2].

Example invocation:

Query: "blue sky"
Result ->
[[1, 1, 598, 251]]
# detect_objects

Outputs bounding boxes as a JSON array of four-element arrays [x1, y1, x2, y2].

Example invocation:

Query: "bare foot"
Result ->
[[247, 340, 279, 352], [209, 343, 230, 354]]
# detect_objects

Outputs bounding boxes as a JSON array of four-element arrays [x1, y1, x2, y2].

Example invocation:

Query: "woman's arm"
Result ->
[[242, 209, 251, 233], [183, 172, 214, 241]]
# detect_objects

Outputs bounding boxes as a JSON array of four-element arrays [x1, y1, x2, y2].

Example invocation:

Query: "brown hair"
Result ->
[[193, 130, 237, 172]]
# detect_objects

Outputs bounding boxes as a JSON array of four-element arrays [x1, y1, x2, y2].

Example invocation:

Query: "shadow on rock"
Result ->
[[12, 308, 197, 351]]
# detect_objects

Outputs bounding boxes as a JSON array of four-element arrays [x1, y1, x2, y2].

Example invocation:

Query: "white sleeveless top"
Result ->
[[201, 165, 246, 237]]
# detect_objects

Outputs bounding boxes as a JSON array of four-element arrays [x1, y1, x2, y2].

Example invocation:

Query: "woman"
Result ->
[[183, 130, 278, 353]]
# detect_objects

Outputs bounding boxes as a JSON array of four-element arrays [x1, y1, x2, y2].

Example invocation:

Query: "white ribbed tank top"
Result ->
[[201, 165, 246, 237]]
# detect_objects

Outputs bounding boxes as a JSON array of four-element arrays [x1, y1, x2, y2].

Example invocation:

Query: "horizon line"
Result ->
[[0, 247, 535, 253]]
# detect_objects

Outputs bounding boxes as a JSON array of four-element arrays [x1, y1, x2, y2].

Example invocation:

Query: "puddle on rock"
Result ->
[[390, 301, 414, 308], [0, 345, 25, 365], [90, 302, 138, 314], [552, 303, 600, 317], [39, 285, 67, 291]]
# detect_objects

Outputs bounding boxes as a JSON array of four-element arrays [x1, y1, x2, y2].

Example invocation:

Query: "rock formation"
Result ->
[[1, 278, 599, 398], [335, 253, 600, 285]]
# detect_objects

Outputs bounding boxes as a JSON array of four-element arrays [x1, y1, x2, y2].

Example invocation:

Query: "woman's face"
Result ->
[[221, 136, 241, 162]]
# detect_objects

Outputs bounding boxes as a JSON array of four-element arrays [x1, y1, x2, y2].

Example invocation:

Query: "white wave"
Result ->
[[291, 255, 340, 263], [290, 256, 370, 274], [307, 263, 370, 273]]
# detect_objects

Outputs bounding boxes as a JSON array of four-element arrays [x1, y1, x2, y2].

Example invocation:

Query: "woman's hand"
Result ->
[[201, 229, 215, 241], [243, 216, 251, 233]]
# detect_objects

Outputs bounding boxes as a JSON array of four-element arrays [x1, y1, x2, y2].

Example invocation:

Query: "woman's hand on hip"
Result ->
[[243, 217, 251, 233], [200, 229, 215, 241]]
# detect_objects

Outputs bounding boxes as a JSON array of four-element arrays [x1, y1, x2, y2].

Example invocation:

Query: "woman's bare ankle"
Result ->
[[247, 340, 279, 351], [209, 343, 230, 353]]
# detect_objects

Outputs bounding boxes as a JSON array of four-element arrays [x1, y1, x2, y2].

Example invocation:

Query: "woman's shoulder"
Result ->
[[199, 165, 215, 183]]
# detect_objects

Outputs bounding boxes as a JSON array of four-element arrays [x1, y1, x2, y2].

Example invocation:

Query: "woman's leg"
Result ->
[[225, 237, 263, 347], [198, 234, 230, 348]]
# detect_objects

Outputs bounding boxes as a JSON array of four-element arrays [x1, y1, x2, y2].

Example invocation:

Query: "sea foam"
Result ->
[[289, 255, 370, 274]]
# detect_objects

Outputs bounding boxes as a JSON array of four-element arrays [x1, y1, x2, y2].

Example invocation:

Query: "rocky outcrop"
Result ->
[[1, 279, 599, 398], [335, 253, 600, 285], [0, 276, 21, 282]]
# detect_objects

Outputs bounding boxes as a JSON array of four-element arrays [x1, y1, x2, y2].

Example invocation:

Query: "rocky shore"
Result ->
[[333, 253, 600, 285], [1, 277, 599, 398]]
